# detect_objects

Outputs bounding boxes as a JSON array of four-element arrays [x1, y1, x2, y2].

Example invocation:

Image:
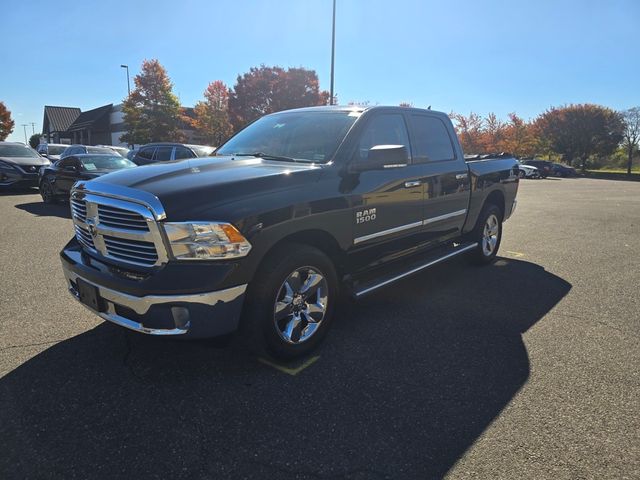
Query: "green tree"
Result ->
[[0, 101, 15, 141], [535, 104, 624, 172], [187, 81, 233, 146], [120, 59, 184, 145], [620, 107, 640, 175], [29, 133, 41, 149], [229, 65, 329, 132]]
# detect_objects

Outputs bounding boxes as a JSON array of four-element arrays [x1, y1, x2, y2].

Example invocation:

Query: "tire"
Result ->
[[40, 179, 56, 204], [239, 243, 339, 360], [518, 170, 526, 179], [468, 204, 503, 265]]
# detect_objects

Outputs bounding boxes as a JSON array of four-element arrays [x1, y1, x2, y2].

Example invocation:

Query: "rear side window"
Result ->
[[154, 146, 174, 161], [410, 115, 455, 162]]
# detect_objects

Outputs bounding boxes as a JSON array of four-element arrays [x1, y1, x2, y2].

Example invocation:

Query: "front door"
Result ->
[[347, 112, 426, 269]]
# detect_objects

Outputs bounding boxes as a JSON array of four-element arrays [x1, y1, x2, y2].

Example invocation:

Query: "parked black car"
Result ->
[[132, 143, 215, 165], [60, 144, 115, 160], [39, 154, 136, 203], [550, 163, 578, 177], [0, 142, 50, 188], [61, 105, 519, 359], [521, 159, 553, 178], [36, 143, 69, 162]]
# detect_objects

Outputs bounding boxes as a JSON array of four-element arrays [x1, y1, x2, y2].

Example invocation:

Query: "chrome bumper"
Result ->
[[62, 263, 247, 336]]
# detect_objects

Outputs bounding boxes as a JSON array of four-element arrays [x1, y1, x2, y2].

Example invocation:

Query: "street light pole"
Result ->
[[21, 124, 28, 144], [30, 122, 36, 135], [329, 0, 336, 105], [120, 64, 130, 96]]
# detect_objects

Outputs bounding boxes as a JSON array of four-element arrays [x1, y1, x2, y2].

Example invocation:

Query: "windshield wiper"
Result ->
[[233, 152, 303, 163]]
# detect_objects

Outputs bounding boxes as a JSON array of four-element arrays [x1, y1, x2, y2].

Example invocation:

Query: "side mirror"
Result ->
[[63, 165, 78, 172], [349, 145, 409, 173]]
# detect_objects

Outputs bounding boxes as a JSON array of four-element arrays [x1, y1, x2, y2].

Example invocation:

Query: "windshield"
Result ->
[[216, 111, 358, 162], [86, 147, 114, 155], [190, 145, 215, 157], [80, 155, 136, 171], [48, 145, 67, 155], [0, 144, 40, 158], [109, 147, 129, 157]]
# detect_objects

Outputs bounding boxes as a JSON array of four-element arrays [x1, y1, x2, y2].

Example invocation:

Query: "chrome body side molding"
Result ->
[[354, 209, 468, 245]]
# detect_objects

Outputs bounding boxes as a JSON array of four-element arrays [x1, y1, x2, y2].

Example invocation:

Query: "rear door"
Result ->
[[407, 113, 471, 242]]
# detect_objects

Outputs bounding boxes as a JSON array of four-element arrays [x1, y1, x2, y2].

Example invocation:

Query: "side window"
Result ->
[[154, 146, 174, 161], [410, 115, 455, 162], [136, 147, 155, 163], [60, 157, 77, 168], [357, 114, 410, 161], [174, 146, 194, 160]]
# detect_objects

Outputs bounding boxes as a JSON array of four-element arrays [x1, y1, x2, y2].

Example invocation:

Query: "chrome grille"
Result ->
[[103, 236, 158, 264], [71, 198, 87, 222], [70, 192, 167, 268], [74, 224, 94, 249], [98, 205, 149, 231]]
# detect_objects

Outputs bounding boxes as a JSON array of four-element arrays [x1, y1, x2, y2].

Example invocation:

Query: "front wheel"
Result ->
[[468, 204, 502, 265], [239, 243, 338, 360], [40, 179, 56, 204], [518, 170, 526, 179]]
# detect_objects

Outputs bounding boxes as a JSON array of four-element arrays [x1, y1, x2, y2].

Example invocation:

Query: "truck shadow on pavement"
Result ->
[[0, 257, 570, 480], [14, 200, 71, 219]]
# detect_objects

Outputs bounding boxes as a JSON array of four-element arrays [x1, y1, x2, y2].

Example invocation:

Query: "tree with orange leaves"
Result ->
[[187, 81, 233, 147]]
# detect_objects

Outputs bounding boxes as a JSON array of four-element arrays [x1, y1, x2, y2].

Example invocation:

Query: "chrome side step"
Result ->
[[352, 242, 478, 298]]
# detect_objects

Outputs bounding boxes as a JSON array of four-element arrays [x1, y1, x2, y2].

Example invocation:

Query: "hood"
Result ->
[[0, 155, 50, 167], [87, 156, 322, 220]]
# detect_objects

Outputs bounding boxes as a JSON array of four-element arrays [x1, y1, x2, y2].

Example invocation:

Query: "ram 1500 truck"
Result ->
[[60, 106, 519, 359]]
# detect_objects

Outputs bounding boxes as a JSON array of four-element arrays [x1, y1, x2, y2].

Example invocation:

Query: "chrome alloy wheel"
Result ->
[[273, 267, 329, 344], [482, 213, 500, 256]]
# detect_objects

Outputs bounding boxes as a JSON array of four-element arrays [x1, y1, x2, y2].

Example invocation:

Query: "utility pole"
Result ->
[[120, 64, 131, 96], [329, 0, 336, 105], [21, 124, 28, 144], [30, 122, 36, 135]]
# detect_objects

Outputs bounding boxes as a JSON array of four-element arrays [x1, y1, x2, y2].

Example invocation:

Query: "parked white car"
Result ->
[[517, 162, 540, 178]]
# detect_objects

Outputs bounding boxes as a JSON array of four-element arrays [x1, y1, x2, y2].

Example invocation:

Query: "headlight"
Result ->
[[0, 160, 17, 171], [163, 222, 252, 260]]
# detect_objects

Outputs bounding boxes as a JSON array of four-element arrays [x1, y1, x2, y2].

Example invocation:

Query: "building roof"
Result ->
[[67, 104, 113, 131], [43, 106, 81, 133]]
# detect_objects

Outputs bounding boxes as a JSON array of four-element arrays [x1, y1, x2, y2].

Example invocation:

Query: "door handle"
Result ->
[[455, 173, 468, 180], [404, 180, 422, 188]]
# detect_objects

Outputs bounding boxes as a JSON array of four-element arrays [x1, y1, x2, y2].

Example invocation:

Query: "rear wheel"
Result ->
[[40, 179, 55, 204], [468, 204, 502, 265], [239, 243, 338, 360]]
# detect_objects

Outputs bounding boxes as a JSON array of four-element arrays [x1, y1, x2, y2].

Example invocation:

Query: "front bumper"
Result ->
[[0, 169, 40, 187], [61, 245, 247, 338]]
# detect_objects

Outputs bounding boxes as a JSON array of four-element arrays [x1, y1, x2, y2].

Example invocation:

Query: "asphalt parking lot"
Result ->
[[0, 178, 638, 479]]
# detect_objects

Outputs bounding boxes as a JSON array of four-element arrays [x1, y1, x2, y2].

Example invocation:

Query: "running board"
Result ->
[[351, 242, 478, 298]]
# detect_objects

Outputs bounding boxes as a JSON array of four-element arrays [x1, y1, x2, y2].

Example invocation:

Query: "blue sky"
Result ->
[[2, 0, 638, 143]]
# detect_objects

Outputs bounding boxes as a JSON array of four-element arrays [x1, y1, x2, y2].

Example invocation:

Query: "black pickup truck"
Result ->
[[60, 106, 519, 358]]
